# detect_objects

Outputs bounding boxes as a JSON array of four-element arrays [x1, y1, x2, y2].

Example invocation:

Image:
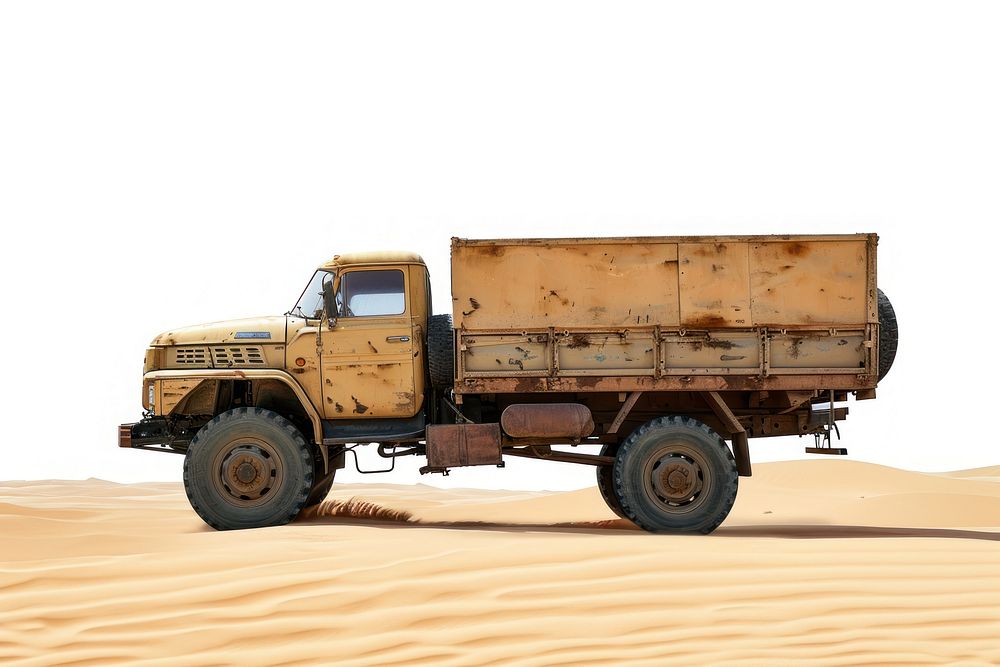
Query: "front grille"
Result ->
[[172, 347, 209, 365], [211, 345, 266, 367]]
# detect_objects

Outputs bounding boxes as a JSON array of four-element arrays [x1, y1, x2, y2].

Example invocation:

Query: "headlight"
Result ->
[[143, 380, 155, 412]]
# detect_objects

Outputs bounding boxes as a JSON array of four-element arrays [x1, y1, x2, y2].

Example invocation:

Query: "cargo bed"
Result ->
[[450, 235, 879, 395]]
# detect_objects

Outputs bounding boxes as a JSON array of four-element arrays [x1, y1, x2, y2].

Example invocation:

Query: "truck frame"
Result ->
[[120, 234, 897, 533]]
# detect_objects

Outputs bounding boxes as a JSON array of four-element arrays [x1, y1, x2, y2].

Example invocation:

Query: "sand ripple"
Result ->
[[1, 461, 998, 665]]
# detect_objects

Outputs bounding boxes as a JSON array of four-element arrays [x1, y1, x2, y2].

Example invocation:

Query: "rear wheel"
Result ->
[[612, 416, 738, 534], [183, 407, 313, 530], [596, 444, 626, 519]]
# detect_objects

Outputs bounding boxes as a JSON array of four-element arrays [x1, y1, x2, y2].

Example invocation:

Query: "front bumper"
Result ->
[[117, 418, 184, 454], [118, 423, 135, 448]]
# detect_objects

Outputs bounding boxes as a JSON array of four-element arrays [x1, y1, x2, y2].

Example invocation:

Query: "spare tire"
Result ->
[[877, 288, 898, 382], [427, 314, 455, 389]]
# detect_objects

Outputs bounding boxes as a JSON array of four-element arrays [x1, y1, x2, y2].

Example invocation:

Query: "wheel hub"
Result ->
[[236, 461, 257, 484], [219, 444, 278, 503], [652, 455, 703, 503]]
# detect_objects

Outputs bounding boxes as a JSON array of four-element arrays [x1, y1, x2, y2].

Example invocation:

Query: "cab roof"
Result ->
[[319, 251, 425, 270]]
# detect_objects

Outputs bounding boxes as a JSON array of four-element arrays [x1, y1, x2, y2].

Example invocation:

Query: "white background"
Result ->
[[1, 1, 997, 489]]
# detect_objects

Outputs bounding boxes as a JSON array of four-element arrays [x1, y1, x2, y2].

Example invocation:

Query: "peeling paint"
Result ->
[[351, 395, 369, 414]]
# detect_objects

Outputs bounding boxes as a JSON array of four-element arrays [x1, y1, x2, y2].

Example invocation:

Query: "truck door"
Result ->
[[320, 267, 420, 419]]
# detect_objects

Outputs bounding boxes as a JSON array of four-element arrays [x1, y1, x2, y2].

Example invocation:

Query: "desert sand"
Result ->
[[1, 460, 999, 666]]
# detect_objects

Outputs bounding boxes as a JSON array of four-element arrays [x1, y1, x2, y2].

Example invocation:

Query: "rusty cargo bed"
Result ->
[[450, 235, 879, 395]]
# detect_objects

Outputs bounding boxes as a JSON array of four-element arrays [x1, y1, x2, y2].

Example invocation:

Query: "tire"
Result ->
[[183, 407, 314, 530], [427, 314, 455, 389], [612, 416, 738, 534], [304, 470, 335, 508], [597, 444, 627, 519], [877, 288, 898, 382]]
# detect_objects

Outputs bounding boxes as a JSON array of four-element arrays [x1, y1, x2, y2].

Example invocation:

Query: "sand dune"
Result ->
[[1, 461, 999, 665]]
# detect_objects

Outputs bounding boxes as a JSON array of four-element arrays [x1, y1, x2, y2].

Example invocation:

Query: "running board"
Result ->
[[321, 413, 425, 445]]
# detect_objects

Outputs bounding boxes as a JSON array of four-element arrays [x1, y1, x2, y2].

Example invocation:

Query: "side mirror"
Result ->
[[322, 275, 339, 329]]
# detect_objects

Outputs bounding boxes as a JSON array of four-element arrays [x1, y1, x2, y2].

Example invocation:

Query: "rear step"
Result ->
[[806, 391, 847, 455], [805, 446, 849, 456]]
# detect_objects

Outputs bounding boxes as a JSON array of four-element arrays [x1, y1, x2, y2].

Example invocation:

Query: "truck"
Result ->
[[119, 234, 897, 534]]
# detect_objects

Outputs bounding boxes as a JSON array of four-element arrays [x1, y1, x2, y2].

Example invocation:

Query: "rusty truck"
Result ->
[[120, 234, 897, 533]]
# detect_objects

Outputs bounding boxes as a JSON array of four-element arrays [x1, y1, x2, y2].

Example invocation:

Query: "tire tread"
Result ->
[[612, 415, 738, 534], [183, 407, 313, 530], [427, 314, 455, 389]]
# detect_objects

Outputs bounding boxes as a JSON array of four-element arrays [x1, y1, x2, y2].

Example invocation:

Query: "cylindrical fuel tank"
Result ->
[[500, 403, 595, 439]]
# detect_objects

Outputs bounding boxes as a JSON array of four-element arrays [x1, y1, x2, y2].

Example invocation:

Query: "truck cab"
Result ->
[[286, 252, 430, 422]]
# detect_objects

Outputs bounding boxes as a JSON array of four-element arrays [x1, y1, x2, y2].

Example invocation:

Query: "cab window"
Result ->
[[337, 269, 406, 317]]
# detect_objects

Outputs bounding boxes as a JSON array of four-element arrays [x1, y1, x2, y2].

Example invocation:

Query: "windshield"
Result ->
[[289, 270, 335, 319]]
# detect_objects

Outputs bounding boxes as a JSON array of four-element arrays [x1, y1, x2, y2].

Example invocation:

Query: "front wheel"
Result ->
[[183, 407, 314, 530], [612, 416, 738, 534], [304, 470, 335, 508]]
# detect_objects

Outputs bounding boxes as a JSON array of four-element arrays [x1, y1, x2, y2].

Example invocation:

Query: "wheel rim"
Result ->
[[642, 441, 712, 515], [211, 438, 284, 509]]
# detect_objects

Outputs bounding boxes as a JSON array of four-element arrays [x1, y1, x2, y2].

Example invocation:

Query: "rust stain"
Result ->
[[683, 315, 728, 328], [785, 242, 811, 257], [394, 391, 415, 411], [471, 244, 506, 257], [514, 377, 538, 392], [548, 290, 570, 306], [462, 297, 482, 317], [351, 395, 369, 414], [693, 243, 726, 257]]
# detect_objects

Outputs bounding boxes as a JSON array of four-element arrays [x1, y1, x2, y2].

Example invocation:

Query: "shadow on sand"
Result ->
[[294, 498, 1000, 541]]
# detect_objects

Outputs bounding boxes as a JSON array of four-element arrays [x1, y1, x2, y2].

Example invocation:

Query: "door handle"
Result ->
[[385, 336, 410, 343]]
